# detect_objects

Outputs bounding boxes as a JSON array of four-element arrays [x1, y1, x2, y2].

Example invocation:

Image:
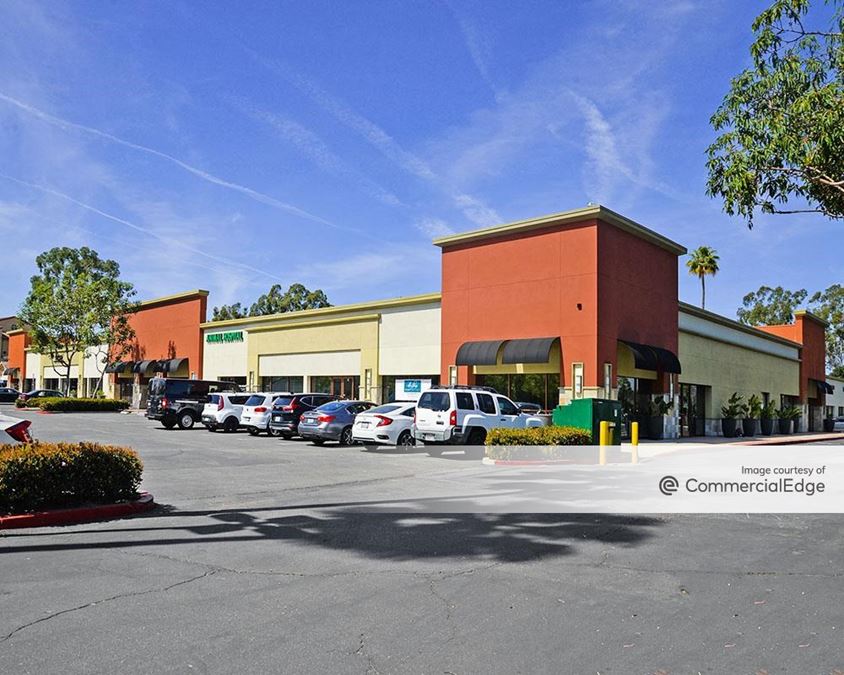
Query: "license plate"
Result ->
[[242, 416, 250, 422], [424, 433, 434, 440], [358, 422, 370, 429], [272, 415, 281, 421], [302, 418, 315, 425]]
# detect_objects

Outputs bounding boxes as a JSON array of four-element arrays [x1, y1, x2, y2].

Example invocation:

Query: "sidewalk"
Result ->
[[620, 431, 844, 460]]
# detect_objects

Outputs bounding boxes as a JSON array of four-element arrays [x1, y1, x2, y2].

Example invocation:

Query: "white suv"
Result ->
[[201, 393, 255, 433], [412, 386, 544, 457], [241, 392, 288, 436]]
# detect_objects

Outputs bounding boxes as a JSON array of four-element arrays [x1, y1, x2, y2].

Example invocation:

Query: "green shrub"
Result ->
[[36, 397, 129, 412], [486, 426, 592, 446], [0, 442, 143, 514]]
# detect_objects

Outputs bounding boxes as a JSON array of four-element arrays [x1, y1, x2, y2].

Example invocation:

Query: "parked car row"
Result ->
[[0, 387, 65, 403], [147, 378, 544, 456]]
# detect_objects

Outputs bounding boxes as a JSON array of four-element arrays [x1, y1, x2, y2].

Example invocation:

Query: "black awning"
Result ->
[[162, 357, 189, 373], [133, 360, 157, 374], [812, 378, 834, 395], [502, 337, 559, 364], [455, 340, 506, 366], [619, 340, 659, 371], [650, 346, 682, 374], [619, 340, 681, 374], [105, 361, 133, 374]]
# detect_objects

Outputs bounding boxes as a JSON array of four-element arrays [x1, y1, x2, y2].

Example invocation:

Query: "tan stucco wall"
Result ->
[[679, 331, 800, 416]]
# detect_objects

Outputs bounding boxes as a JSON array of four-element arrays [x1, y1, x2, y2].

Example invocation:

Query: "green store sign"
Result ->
[[206, 331, 244, 344]]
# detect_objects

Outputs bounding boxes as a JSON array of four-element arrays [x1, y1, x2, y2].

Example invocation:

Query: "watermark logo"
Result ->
[[659, 475, 679, 496]]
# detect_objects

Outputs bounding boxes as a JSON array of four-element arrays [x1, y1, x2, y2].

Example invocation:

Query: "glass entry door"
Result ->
[[679, 383, 706, 437]]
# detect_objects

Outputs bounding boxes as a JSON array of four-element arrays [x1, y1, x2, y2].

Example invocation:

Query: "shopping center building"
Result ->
[[8, 205, 834, 437]]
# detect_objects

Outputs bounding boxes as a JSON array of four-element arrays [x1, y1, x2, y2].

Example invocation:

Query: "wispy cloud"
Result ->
[[414, 217, 455, 239], [0, 91, 336, 228], [443, 0, 500, 99], [230, 97, 404, 208], [0, 174, 286, 283], [245, 50, 501, 228]]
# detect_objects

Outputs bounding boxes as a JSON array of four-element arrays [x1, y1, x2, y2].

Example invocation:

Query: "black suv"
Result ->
[[268, 393, 338, 438], [147, 377, 241, 429]]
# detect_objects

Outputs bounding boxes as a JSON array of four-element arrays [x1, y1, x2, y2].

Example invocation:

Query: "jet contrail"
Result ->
[[0, 92, 338, 229], [0, 174, 287, 283]]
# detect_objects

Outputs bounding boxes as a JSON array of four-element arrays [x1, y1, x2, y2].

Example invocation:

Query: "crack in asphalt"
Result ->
[[0, 570, 216, 644]]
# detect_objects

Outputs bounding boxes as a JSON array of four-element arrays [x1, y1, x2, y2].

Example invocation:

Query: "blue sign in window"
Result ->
[[403, 379, 422, 392]]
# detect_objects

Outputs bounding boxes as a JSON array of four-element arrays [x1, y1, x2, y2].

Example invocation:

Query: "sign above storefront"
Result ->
[[206, 331, 244, 344], [396, 378, 431, 401]]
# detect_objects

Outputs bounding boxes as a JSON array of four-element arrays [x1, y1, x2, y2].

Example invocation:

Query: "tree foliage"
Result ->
[[706, 0, 844, 226], [19, 247, 137, 395], [685, 246, 720, 309], [737, 283, 844, 372], [212, 283, 331, 322], [737, 285, 809, 324]]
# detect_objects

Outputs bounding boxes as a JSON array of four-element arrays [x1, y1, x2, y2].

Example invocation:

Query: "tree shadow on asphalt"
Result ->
[[0, 505, 662, 564]]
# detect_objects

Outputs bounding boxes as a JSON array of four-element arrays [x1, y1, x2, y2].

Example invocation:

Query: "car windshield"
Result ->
[[368, 404, 402, 415], [316, 401, 346, 413], [272, 397, 295, 408], [245, 395, 266, 406], [417, 391, 450, 412]]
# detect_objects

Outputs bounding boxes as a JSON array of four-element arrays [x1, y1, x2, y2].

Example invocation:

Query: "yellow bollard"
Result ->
[[631, 421, 639, 464], [599, 420, 608, 465]]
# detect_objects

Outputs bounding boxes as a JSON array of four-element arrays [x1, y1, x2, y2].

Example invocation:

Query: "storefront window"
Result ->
[[261, 376, 304, 393], [679, 383, 707, 437], [311, 376, 360, 399], [475, 373, 560, 411]]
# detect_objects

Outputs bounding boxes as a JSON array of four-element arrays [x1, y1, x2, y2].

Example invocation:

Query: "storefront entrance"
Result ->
[[679, 383, 706, 437], [311, 376, 360, 399], [617, 376, 654, 439]]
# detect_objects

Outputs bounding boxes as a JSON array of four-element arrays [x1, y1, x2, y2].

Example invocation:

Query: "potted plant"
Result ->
[[720, 392, 743, 438], [823, 413, 836, 433], [646, 395, 673, 440], [760, 400, 777, 436], [741, 394, 761, 437], [777, 406, 794, 434]]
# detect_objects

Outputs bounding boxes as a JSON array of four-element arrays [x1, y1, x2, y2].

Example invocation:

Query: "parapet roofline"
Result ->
[[201, 292, 442, 329], [137, 289, 209, 310], [679, 301, 804, 349], [432, 204, 687, 255]]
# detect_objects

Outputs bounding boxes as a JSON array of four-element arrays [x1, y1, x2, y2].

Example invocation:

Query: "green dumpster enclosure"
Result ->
[[552, 398, 622, 445]]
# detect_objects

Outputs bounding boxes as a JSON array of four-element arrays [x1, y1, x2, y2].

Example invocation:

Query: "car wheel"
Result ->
[[247, 427, 260, 436], [397, 430, 415, 450], [339, 426, 353, 446], [162, 420, 176, 430], [223, 417, 239, 433], [178, 412, 195, 430]]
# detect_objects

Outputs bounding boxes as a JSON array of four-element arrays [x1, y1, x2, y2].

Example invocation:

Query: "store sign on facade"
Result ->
[[206, 331, 244, 344], [396, 378, 431, 401]]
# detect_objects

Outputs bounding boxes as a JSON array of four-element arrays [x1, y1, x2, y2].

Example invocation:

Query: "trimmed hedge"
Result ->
[[486, 426, 592, 446], [0, 442, 143, 514], [15, 397, 128, 412], [486, 426, 593, 461]]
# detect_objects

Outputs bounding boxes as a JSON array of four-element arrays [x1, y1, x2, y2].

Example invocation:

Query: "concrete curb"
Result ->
[[0, 492, 155, 530]]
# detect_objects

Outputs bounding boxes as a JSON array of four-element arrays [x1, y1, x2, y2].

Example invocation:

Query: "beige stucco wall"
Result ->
[[679, 331, 800, 417], [203, 330, 249, 381], [378, 303, 440, 376], [826, 376, 844, 415]]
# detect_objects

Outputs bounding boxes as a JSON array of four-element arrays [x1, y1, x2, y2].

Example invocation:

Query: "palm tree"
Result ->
[[686, 246, 720, 310]]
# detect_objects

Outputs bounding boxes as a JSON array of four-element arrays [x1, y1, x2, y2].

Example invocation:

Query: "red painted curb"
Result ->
[[0, 492, 154, 530], [483, 458, 576, 466]]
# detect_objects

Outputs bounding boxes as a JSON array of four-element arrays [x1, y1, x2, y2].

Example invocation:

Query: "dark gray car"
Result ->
[[298, 400, 376, 446]]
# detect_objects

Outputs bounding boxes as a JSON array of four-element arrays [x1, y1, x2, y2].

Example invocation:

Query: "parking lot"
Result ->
[[1, 407, 843, 673]]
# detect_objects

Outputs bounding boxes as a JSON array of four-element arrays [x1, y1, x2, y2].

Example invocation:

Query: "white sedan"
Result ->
[[353, 402, 416, 449]]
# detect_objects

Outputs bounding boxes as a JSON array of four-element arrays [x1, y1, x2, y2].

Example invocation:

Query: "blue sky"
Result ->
[[0, 0, 839, 320]]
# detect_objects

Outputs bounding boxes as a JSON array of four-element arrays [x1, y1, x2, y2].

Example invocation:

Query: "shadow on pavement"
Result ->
[[0, 504, 662, 563]]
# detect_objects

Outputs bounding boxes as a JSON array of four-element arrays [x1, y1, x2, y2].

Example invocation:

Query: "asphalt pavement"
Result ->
[[1, 405, 842, 674]]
